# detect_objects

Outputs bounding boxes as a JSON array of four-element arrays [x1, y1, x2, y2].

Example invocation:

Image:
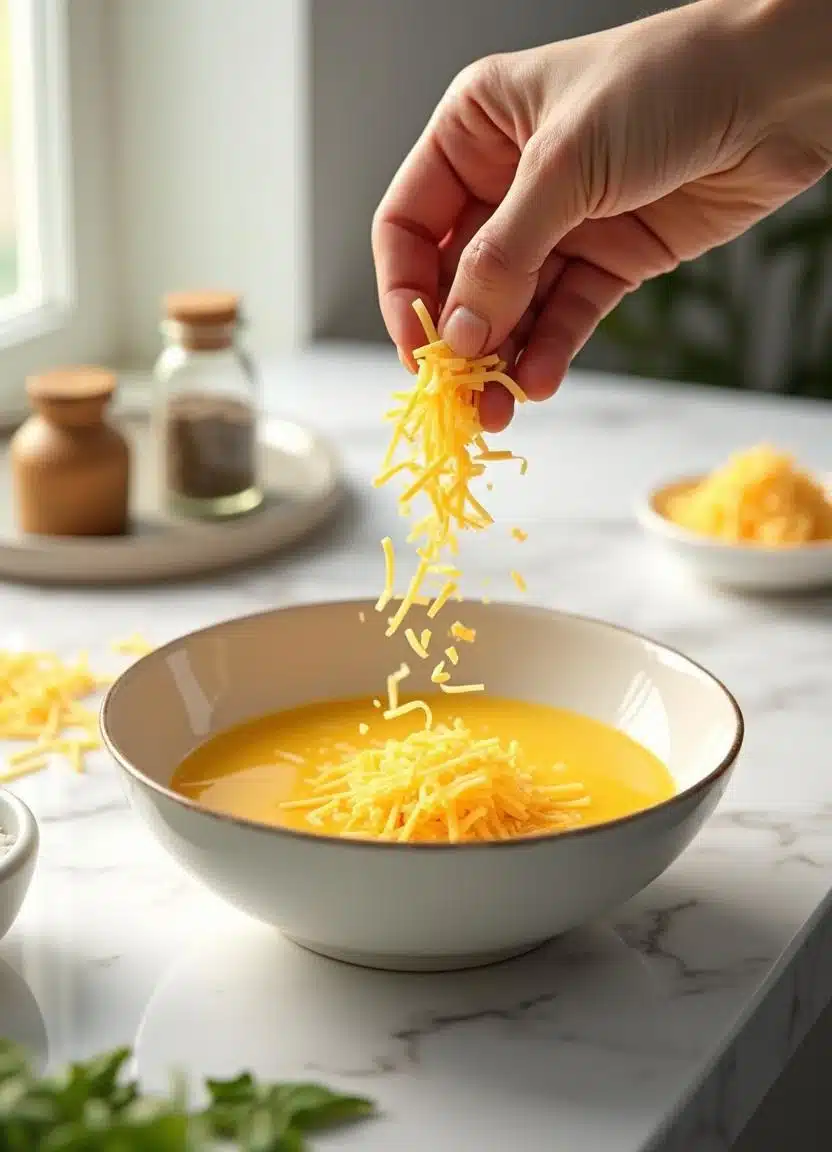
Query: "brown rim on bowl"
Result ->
[[99, 600, 745, 853], [644, 474, 832, 553]]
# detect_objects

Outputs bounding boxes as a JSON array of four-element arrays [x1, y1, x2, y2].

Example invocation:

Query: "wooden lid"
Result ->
[[26, 367, 116, 403], [164, 291, 240, 327]]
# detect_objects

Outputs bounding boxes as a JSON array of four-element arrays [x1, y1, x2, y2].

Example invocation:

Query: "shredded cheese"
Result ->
[[111, 634, 154, 657], [450, 621, 476, 644], [511, 528, 528, 542], [374, 299, 528, 651], [404, 628, 430, 660], [0, 636, 153, 781], [665, 444, 832, 545], [510, 570, 527, 593], [386, 662, 410, 713], [281, 720, 589, 842], [445, 646, 459, 666]]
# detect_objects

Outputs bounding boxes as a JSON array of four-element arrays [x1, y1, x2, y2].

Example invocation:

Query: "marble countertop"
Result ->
[[2, 344, 831, 1151]]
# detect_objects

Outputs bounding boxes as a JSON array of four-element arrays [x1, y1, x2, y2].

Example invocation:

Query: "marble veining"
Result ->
[[0, 348, 831, 1150]]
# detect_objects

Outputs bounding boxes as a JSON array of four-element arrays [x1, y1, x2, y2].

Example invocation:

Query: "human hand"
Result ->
[[372, 0, 832, 431]]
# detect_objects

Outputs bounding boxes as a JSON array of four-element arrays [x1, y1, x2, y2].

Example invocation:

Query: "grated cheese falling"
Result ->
[[373, 299, 529, 650], [326, 297, 561, 843], [510, 570, 527, 593], [280, 720, 590, 842]]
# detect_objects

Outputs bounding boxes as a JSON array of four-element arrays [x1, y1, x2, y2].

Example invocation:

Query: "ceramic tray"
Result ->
[[0, 409, 342, 584]]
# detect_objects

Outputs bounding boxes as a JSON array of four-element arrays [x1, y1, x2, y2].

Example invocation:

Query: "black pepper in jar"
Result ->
[[154, 291, 263, 519], [165, 393, 257, 500]]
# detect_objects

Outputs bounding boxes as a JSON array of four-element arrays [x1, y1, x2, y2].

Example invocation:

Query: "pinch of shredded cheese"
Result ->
[[280, 719, 590, 842], [665, 445, 832, 545], [373, 300, 528, 649]]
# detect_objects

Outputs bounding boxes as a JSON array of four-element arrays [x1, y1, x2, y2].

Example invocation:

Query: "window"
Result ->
[[0, 1, 16, 302], [0, 0, 72, 348]]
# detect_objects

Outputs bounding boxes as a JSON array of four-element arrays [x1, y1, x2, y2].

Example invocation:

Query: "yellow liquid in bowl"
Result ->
[[172, 695, 676, 839]]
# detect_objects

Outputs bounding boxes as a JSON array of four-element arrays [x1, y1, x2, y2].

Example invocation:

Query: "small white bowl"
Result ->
[[638, 475, 832, 592], [101, 600, 743, 972], [0, 789, 39, 941]]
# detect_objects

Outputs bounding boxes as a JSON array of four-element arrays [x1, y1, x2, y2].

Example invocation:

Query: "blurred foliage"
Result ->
[[598, 174, 832, 398]]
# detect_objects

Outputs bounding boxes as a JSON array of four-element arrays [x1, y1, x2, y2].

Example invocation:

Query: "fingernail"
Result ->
[[441, 307, 490, 358]]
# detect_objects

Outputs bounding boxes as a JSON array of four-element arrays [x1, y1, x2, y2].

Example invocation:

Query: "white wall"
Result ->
[[110, 0, 309, 368]]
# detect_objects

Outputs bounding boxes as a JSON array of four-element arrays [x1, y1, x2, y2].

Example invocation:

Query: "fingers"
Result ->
[[438, 131, 586, 357], [479, 381, 516, 433], [372, 130, 468, 364], [516, 260, 631, 401]]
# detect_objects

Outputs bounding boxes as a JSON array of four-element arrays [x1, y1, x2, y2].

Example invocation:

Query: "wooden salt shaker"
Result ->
[[10, 367, 130, 536]]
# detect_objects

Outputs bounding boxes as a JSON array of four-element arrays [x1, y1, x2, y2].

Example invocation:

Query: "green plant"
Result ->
[[595, 174, 832, 397], [0, 1039, 374, 1150]]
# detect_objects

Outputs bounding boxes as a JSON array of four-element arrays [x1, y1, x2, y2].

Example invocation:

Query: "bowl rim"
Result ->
[[100, 599, 745, 853], [0, 788, 39, 880], [638, 473, 832, 555]]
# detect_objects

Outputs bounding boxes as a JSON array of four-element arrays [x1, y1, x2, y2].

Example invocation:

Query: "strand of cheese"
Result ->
[[280, 720, 590, 842]]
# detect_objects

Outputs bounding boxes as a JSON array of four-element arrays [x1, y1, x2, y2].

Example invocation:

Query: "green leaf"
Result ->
[[0, 1037, 376, 1149], [205, 1071, 257, 1107], [277, 1083, 375, 1130]]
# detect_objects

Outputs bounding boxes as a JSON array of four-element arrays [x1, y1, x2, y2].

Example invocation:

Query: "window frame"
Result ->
[[0, 0, 73, 349]]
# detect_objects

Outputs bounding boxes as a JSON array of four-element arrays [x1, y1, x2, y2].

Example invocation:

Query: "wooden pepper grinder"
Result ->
[[11, 367, 130, 536]]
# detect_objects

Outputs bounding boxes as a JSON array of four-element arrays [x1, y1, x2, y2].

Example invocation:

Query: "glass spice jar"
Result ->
[[154, 291, 262, 520]]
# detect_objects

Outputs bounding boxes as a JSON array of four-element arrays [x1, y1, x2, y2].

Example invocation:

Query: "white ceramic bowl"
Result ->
[[101, 600, 743, 972], [638, 474, 832, 591], [0, 789, 39, 941]]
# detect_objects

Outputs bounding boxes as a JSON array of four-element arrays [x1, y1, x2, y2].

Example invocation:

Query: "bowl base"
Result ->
[[283, 933, 549, 973]]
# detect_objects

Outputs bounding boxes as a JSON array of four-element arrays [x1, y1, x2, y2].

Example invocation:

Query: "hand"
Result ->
[[372, 0, 832, 431]]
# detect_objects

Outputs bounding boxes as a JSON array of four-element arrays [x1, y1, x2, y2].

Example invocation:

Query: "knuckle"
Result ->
[[458, 234, 517, 291], [449, 53, 506, 104]]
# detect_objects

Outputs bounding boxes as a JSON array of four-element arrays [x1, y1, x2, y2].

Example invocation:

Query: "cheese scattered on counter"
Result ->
[[0, 636, 154, 781]]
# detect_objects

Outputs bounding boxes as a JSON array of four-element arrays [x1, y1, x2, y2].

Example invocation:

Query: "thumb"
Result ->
[[438, 133, 584, 357]]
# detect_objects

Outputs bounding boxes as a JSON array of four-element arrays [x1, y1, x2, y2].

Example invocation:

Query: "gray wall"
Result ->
[[310, 0, 673, 343]]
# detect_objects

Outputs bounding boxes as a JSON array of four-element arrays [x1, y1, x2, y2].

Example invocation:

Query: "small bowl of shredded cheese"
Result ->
[[638, 445, 832, 591], [0, 788, 38, 942]]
